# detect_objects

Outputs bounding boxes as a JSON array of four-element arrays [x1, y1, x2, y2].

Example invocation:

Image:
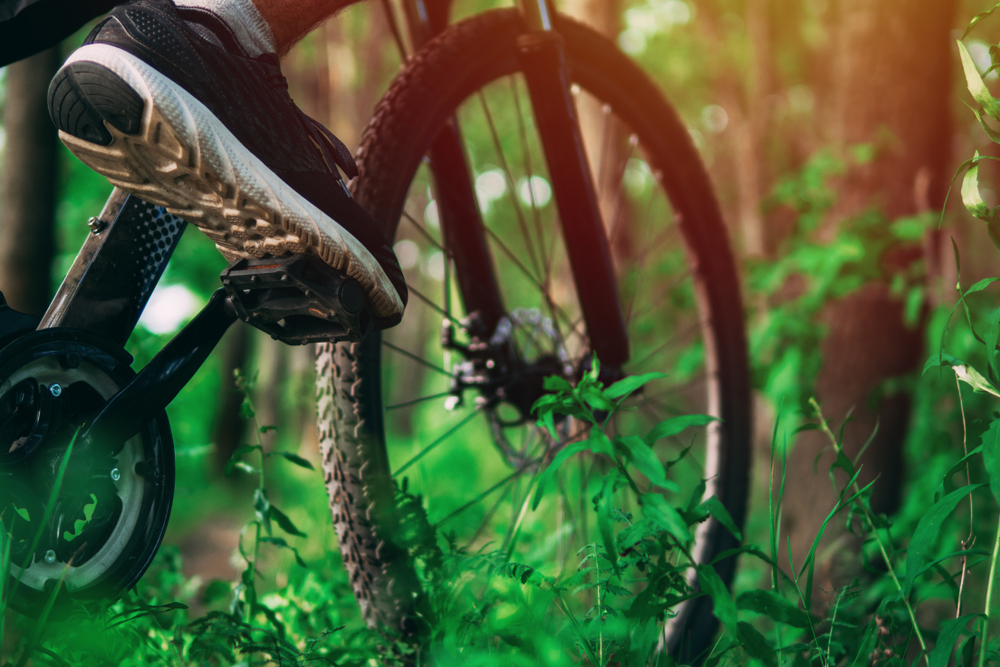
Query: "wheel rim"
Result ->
[[382, 78, 720, 530], [333, 12, 750, 657]]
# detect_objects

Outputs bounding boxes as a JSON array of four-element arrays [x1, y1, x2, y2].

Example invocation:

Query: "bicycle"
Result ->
[[0, 0, 751, 660]]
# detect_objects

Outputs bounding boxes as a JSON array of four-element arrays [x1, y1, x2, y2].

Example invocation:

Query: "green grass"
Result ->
[[5, 321, 1000, 666]]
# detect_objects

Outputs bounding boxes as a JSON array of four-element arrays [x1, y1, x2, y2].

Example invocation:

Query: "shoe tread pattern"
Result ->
[[50, 54, 402, 319]]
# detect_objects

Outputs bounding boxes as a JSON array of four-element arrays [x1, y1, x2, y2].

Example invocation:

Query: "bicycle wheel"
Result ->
[[315, 9, 751, 660]]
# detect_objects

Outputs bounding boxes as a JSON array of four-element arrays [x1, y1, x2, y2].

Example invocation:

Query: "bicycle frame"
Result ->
[[399, 0, 630, 373], [21, 0, 634, 451]]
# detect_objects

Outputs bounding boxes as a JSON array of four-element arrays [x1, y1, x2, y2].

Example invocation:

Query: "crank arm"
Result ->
[[80, 288, 237, 451]]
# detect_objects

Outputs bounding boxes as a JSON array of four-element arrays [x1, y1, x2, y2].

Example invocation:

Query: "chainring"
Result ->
[[0, 328, 173, 616]]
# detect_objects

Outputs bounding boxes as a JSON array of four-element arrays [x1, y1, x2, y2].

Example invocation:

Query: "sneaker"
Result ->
[[47, 0, 406, 325]]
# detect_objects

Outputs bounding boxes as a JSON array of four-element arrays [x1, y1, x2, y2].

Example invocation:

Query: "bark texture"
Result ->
[[781, 0, 956, 601], [0, 47, 60, 315]]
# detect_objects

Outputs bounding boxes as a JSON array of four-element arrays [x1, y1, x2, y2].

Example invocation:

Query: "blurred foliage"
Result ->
[[6, 0, 1000, 664]]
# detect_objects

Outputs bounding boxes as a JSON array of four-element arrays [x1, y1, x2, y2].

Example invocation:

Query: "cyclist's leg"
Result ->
[[235, 0, 359, 54], [48, 0, 407, 325]]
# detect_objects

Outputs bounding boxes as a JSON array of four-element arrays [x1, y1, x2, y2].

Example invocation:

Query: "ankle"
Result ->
[[174, 0, 276, 56]]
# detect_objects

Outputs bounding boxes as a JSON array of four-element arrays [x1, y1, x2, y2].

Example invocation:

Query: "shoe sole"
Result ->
[[49, 44, 403, 320]]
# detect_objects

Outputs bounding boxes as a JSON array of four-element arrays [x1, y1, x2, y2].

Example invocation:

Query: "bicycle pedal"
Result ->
[[220, 255, 373, 345]]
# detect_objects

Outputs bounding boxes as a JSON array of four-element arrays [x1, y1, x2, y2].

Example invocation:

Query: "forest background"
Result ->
[[3, 0, 1000, 663]]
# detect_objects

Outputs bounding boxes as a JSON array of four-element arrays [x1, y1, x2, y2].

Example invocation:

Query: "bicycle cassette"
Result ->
[[220, 254, 374, 345], [0, 328, 173, 617]]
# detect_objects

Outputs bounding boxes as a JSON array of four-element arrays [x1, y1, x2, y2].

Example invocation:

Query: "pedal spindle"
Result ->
[[221, 255, 373, 345]]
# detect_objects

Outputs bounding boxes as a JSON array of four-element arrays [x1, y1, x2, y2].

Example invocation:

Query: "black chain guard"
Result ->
[[0, 327, 173, 617]]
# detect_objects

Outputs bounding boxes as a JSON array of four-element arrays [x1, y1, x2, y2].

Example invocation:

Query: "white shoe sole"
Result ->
[[57, 44, 403, 319]]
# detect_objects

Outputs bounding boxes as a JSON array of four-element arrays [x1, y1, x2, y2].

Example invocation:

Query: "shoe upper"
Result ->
[[82, 0, 407, 313]]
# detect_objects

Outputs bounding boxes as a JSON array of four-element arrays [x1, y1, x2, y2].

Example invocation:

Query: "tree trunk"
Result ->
[[694, 0, 775, 257], [781, 0, 956, 604], [0, 47, 60, 315]]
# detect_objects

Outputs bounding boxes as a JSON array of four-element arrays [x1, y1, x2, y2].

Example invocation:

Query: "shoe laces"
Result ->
[[255, 53, 290, 92]]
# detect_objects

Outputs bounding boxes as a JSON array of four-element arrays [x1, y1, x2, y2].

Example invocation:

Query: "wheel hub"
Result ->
[[443, 308, 572, 423]]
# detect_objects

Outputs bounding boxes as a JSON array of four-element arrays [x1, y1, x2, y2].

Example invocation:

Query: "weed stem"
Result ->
[[979, 516, 1000, 667], [810, 398, 929, 665]]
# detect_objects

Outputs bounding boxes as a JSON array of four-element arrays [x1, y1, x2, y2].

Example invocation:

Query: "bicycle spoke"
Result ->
[[407, 283, 463, 327], [384, 392, 455, 411], [509, 76, 548, 280], [508, 76, 568, 346], [596, 104, 614, 198], [641, 374, 709, 400], [637, 393, 690, 419], [382, 340, 453, 378], [401, 209, 449, 257], [625, 269, 694, 326], [624, 180, 663, 325], [436, 466, 528, 526], [467, 473, 519, 546], [393, 405, 487, 477], [607, 136, 638, 247], [476, 220, 585, 342], [628, 322, 701, 370], [477, 90, 543, 282]]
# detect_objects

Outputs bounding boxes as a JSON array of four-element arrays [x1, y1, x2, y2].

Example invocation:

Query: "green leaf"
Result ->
[[987, 307, 1000, 383], [542, 375, 573, 392], [962, 154, 995, 221], [595, 475, 620, 576], [254, 488, 272, 536], [967, 277, 1000, 296], [259, 536, 308, 568], [697, 563, 737, 638], [928, 614, 983, 667], [202, 580, 233, 605], [269, 451, 315, 471], [223, 444, 260, 477], [589, 426, 615, 457], [954, 363, 1000, 398], [798, 468, 868, 610], [645, 414, 717, 445], [230, 461, 257, 475], [959, 42, 1000, 120], [616, 435, 677, 491], [736, 590, 814, 629], [971, 105, 1000, 147], [589, 354, 601, 380], [936, 444, 985, 499], [604, 372, 668, 400], [981, 418, 1000, 507], [962, 2, 1000, 39], [269, 503, 307, 538], [643, 494, 692, 545], [701, 496, 742, 542], [915, 548, 991, 581], [924, 352, 955, 375], [538, 408, 557, 439], [903, 484, 983, 597], [532, 440, 591, 510], [581, 385, 614, 411], [738, 621, 777, 667], [616, 518, 659, 553], [496, 562, 555, 588]]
